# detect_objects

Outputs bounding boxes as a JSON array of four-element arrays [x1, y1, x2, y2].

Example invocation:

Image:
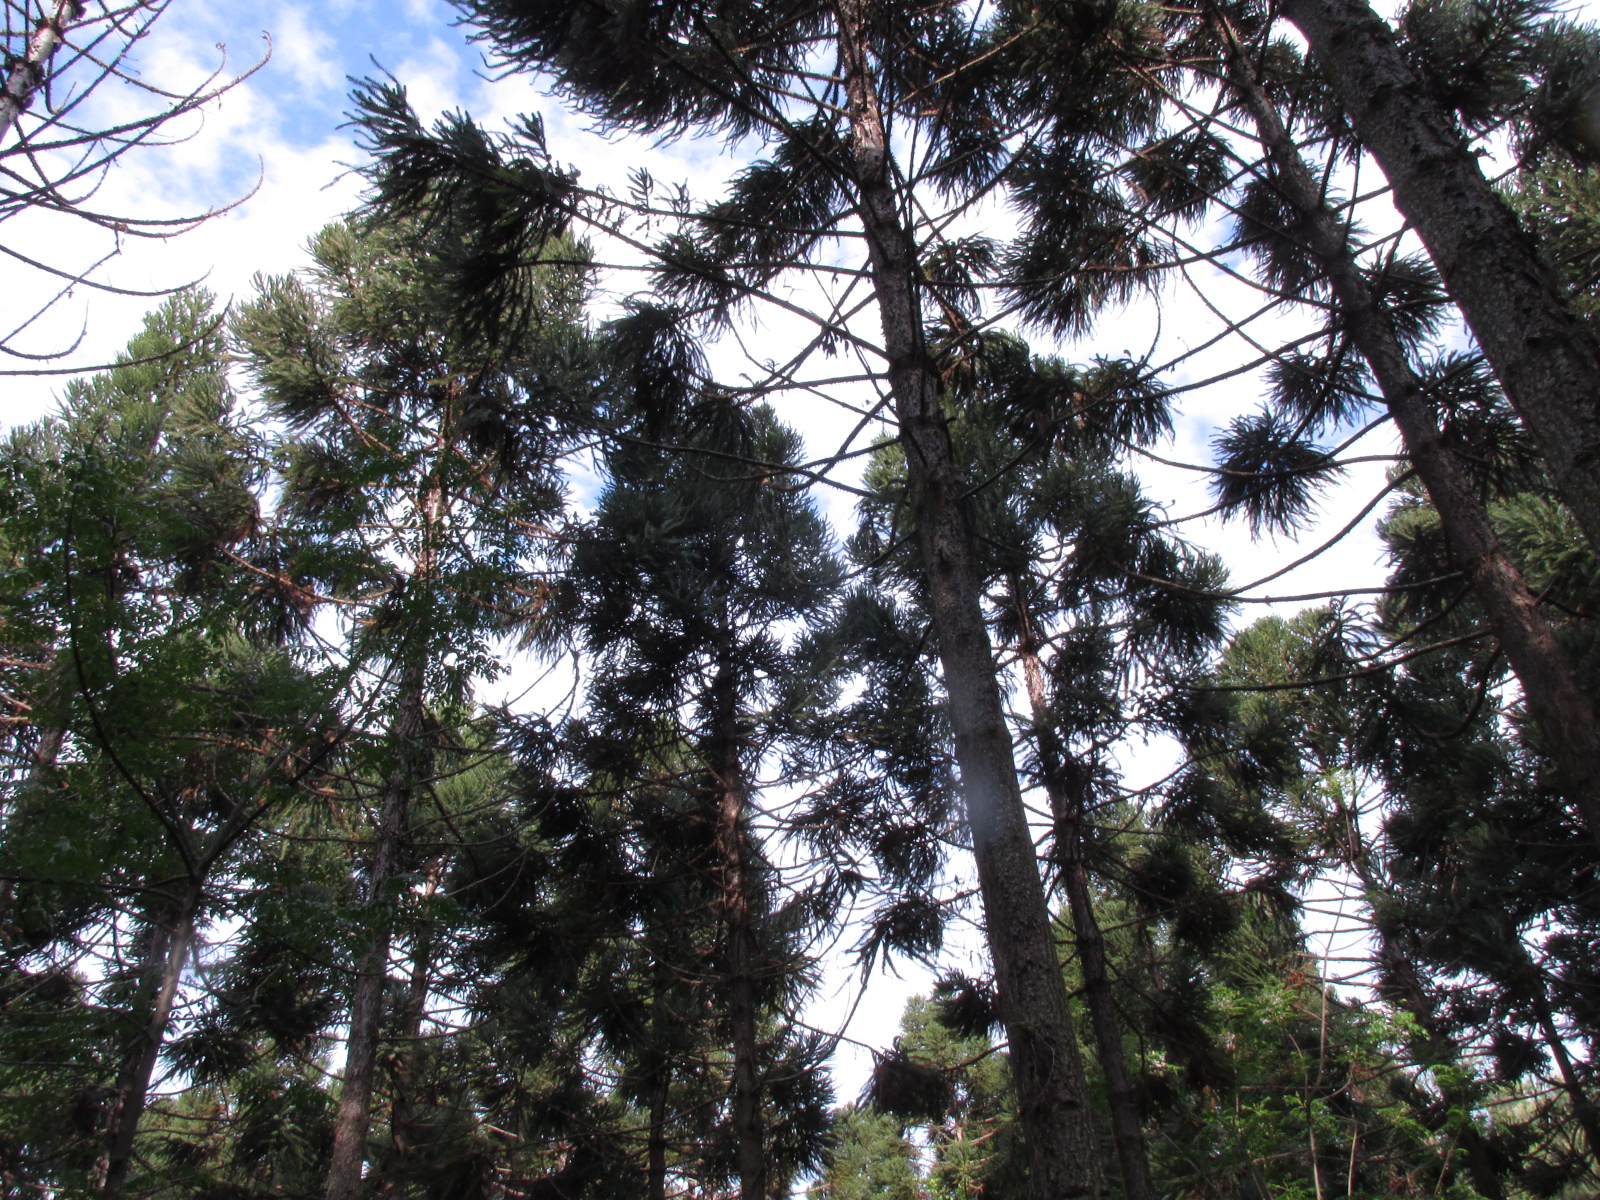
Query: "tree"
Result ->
[[843, 322, 1232, 1200], [349, 0, 1172, 1176], [555, 388, 840, 1197], [1179, 0, 1600, 850], [232, 214, 587, 1200], [0, 291, 340, 1196], [1275, 0, 1600, 553]]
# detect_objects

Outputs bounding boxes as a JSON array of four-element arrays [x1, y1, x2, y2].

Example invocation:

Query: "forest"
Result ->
[[3, 0, 1600, 1196]]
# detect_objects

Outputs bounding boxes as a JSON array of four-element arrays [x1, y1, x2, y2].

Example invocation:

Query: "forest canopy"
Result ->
[[4, 0, 1600, 1197]]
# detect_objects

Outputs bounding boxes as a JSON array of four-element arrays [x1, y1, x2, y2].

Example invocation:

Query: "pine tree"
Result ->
[[1275, 0, 1600, 552], [346, 1, 1183, 1179], [1173, 0, 1600, 850], [0, 292, 340, 1196], [557, 389, 840, 1197], [232, 214, 589, 1200]]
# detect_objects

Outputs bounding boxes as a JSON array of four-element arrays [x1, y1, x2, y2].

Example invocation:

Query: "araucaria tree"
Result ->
[[351, 0, 1199, 1186], [557, 386, 840, 1198], [10, 0, 1600, 1194], [0, 293, 339, 1196], [232, 214, 587, 1200]]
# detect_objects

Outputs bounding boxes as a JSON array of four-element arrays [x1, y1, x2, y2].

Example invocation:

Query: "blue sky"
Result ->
[[1, 0, 741, 417]]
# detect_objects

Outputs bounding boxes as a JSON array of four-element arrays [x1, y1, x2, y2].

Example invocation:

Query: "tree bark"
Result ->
[[325, 661, 427, 1200], [834, 4, 1107, 1195], [1014, 596, 1157, 1200], [0, 718, 65, 947], [1279, 0, 1600, 553], [0, 0, 80, 141], [326, 464, 444, 1200], [709, 647, 765, 1200], [1218, 19, 1600, 854], [98, 878, 203, 1197]]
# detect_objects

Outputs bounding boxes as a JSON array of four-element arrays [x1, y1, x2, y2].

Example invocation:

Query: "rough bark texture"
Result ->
[[1221, 21, 1600, 852], [99, 880, 203, 1197], [1015, 605, 1157, 1200], [28, 723, 65, 773], [647, 1066, 671, 1200], [709, 649, 765, 1200], [835, 3, 1107, 1195], [0, 721, 64, 938], [1280, 0, 1600, 553]]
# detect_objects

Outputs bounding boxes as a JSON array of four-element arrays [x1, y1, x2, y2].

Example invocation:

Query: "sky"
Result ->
[[0, 0, 1434, 1097]]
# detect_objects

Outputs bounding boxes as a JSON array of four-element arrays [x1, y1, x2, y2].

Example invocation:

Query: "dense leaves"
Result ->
[[6, 0, 1600, 1196]]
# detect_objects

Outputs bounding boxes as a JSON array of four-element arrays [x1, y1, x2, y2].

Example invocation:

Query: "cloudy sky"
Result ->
[[2, 0, 1425, 1090]]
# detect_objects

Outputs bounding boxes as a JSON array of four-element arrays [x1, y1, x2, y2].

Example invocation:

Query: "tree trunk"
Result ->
[[28, 724, 65, 775], [708, 649, 765, 1200], [325, 663, 427, 1200], [1525, 961, 1600, 1165], [1014, 598, 1157, 1200], [1218, 18, 1600, 853], [380, 865, 438, 1200], [0, 0, 79, 140], [327, 468, 443, 1200], [647, 1064, 671, 1200], [0, 720, 65, 946], [834, 4, 1107, 1195], [98, 878, 203, 1197], [1279, 0, 1600, 553]]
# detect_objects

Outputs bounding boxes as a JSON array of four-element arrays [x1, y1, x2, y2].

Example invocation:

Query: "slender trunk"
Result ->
[[326, 471, 442, 1200], [1013, 596, 1157, 1200], [1218, 20, 1600, 853], [380, 864, 438, 1200], [1278, 0, 1600, 552], [325, 665, 426, 1200], [98, 878, 204, 1197], [0, 718, 65, 946], [28, 724, 65, 775], [1525, 965, 1600, 1164], [834, 6, 1107, 1195], [709, 648, 764, 1200], [0, 0, 79, 140], [648, 1064, 671, 1200]]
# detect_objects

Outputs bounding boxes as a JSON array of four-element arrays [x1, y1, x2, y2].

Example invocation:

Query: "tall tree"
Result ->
[[1273, 0, 1600, 551], [850, 326, 1231, 1200], [1185, 2, 1600, 848], [348, 0, 1184, 1175], [0, 292, 339, 1196], [232, 215, 587, 1200], [560, 388, 839, 1198]]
